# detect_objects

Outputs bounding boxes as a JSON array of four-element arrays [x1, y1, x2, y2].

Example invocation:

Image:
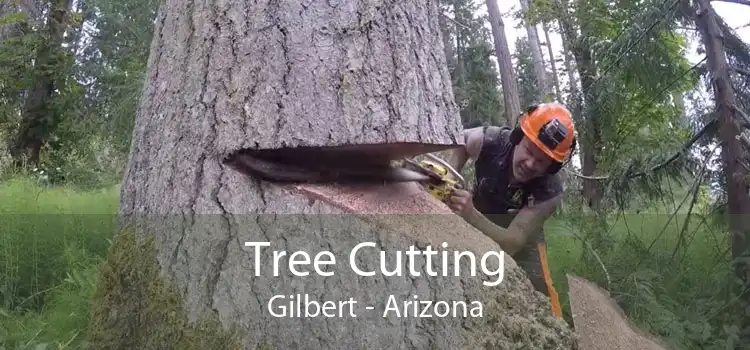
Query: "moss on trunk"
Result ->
[[86, 228, 243, 350]]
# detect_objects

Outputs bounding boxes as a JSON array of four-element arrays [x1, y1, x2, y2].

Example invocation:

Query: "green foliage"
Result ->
[[0, 18, 39, 128], [81, 0, 160, 155], [0, 0, 159, 185], [87, 229, 242, 350], [0, 177, 118, 312], [458, 42, 504, 127], [514, 37, 543, 108], [0, 176, 118, 349], [442, 0, 504, 127], [548, 203, 739, 350]]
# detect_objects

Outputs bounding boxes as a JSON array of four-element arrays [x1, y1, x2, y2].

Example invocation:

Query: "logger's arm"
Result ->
[[459, 194, 561, 255], [447, 127, 484, 174]]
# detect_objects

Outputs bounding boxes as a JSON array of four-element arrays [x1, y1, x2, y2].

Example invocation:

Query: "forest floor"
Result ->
[[0, 175, 727, 349]]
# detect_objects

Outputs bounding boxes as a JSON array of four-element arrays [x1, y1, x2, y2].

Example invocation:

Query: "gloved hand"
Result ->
[[447, 189, 474, 216]]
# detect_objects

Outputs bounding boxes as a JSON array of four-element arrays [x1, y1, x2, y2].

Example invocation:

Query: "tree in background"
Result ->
[[441, 0, 504, 128], [514, 36, 543, 108]]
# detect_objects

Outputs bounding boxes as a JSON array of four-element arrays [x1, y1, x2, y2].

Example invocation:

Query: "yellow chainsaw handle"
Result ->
[[424, 153, 466, 189]]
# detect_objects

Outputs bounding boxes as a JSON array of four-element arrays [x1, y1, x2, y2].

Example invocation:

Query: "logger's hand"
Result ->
[[447, 189, 474, 216]]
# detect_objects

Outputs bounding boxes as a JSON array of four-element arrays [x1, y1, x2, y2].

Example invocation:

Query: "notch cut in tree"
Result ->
[[93, 1, 576, 349]]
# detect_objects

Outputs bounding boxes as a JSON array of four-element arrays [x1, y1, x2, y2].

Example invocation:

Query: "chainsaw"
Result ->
[[223, 147, 466, 203], [398, 153, 466, 203]]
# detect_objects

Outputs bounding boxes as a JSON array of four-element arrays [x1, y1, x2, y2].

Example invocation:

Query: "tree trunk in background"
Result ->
[[672, 91, 688, 128], [0, 0, 42, 39], [452, 0, 467, 109], [486, 0, 521, 125], [519, 0, 549, 102], [438, 3, 456, 72], [87, 1, 576, 348], [558, 18, 578, 105], [694, 0, 750, 343], [10, 0, 72, 167], [556, 0, 602, 210], [542, 22, 563, 102]]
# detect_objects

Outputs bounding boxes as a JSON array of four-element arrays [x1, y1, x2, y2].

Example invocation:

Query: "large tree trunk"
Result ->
[[519, 0, 549, 101], [694, 0, 750, 342], [485, 0, 521, 125], [88, 1, 576, 349]]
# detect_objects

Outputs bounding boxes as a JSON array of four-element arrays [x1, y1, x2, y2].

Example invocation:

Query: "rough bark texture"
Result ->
[[694, 0, 750, 336], [119, 0, 469, 218], [485, 0, 521, 125], [104, 0, 577, 349]]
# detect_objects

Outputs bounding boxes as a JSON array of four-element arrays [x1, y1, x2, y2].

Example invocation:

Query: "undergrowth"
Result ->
[[0, 175, 739, 349], [0, 176, 118, 349]]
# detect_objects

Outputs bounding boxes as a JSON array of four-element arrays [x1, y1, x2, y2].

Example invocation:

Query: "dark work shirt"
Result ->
[[471, 126, 563, 258]]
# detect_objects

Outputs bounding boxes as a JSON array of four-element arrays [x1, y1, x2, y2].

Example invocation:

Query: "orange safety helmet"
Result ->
[[512, 103, 576, 165]]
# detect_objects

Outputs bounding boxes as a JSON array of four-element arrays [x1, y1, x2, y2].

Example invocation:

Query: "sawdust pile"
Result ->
[[567, 274, 668, 350], [285, 182, 578, 349]]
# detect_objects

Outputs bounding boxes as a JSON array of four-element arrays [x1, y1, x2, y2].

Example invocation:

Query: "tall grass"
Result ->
[[546, 205, 736, 350], [0, 176, 119, 349]]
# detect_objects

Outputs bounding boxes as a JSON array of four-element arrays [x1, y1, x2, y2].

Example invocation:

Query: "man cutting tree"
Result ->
[[445, 103, 577, 319]]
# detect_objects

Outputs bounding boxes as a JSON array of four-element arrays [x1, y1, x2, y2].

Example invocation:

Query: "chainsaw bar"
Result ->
[[224, 150, 431, 184], [401, 158, 444, 182]]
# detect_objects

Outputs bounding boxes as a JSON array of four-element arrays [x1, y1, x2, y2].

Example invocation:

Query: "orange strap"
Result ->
[[537, 242, 562, 318]]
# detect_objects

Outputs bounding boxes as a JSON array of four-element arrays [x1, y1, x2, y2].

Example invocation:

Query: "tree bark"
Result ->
[[92, 1, 576, 349], [542, 22, 563, 102], [557, 17, 578, 105], [10, 0, 72, 167], [438, 2, 456, 73], [453, 0, 466, 88], [556, 1, 602, 210], [485, 0, 521, 125], [694, 0, 750, 340], [519, 0, 550, 101]]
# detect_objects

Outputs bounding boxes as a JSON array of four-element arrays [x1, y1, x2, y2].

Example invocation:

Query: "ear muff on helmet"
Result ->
[[546, 136, 576, 174], [510, 104, 576, 175]]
